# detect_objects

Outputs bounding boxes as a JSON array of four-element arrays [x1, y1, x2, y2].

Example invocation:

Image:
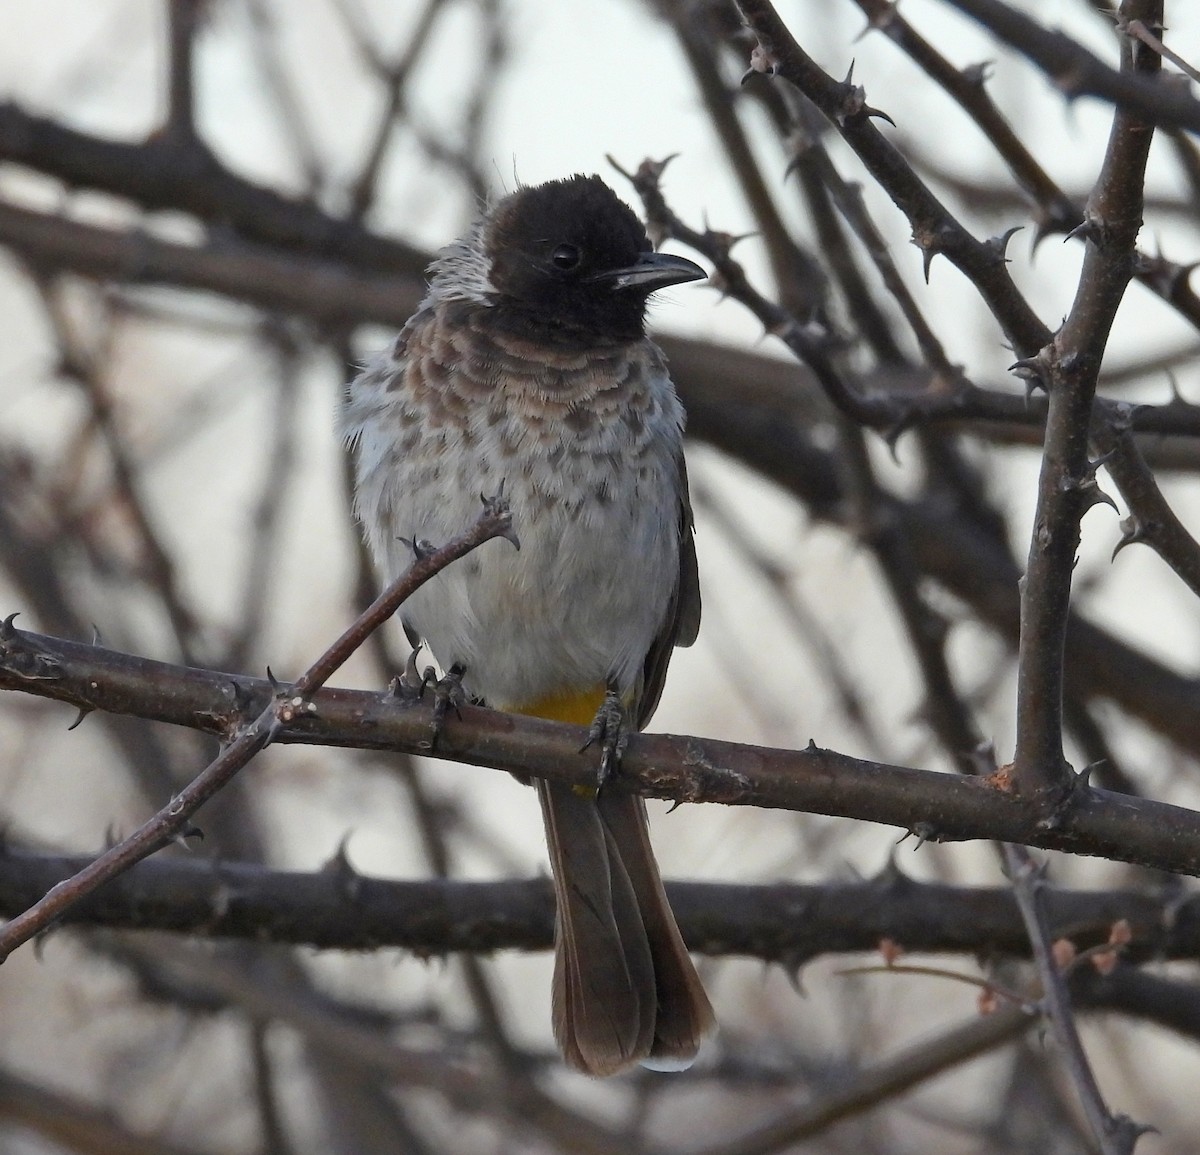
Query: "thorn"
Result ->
[[1105, 400, 1140, 432], [1076, 761, 1103, 789], [1082, 449, 1117, 480], [229, 678, 255, 713], [265, 666, 282, 692], [1117, 1118, 1159, 1145], [89, 623, 104, 646], [834, 60, 884, 126], [322, 835, 364, 900], [881, 415, 912, 461], [905, 821, 939, 849], [1031, 219, 1057, 254], [1135, 250, 1200, 298], [707, 227, 758, 255], [605, 153, 635, 185], [398, 535, 434, 561], [1111, 515, 1148, 560], [1008, 345, 1056, 401], [961, 60, 992, 86], [985, 225, 1023, 262], [782, 953, 809, 996], [67, 705, 93, 732], [921, 245, 936, 283], [1166, 371, 1190, 408], [171, 823, 204, 848], [0, 613, 18, 641], [1064, 215, 1105, 244], [872, 849, 909, 889], [647, 153, 680, 180], [860, 0, 897, 34], [1086, 484, 1118, 515], [480, 487, 519, 550]]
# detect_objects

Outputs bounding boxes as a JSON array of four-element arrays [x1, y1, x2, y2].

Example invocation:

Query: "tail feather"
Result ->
[[597, 790, 715, 1066], [537, 778, 713, 1076]]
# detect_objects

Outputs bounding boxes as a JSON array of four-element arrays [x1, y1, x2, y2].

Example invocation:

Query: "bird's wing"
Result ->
[[635, 450, 700, 730]]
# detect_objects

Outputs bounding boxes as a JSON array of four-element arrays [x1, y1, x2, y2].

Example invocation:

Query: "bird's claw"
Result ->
[[429, 663, 467, 748], [388, 648, 438, 703], [582, 688, 628, 789]]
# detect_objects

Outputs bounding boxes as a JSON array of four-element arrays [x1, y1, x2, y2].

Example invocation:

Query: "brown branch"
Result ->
[[697, 1007, 1033, 1155], [0, 101, 425, 274], [851, 0, 1200, 331], [1094, 408, 1200, 598], [7, 623, 1200, 875], [733, 0, 1052, 358], [1003, 843, 1146, 1153], [0, 502, 514, 962], [118, 938, 646, 1155], [0, 1064, 208, 1155], [0, 199, 423, 329], [164, 0, 203, 141], [5, 845, 1200, 963], [1012, 2, 1159, 798], [942, 0, 1200, 134]]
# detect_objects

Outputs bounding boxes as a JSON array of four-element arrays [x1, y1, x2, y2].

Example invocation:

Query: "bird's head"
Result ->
[[433, 175, 706, 344]]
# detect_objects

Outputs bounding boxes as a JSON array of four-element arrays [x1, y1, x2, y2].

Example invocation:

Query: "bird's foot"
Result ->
[[582, 687, 628, 790], [388, 647, 437, 703], [429, 663, 467, 749]]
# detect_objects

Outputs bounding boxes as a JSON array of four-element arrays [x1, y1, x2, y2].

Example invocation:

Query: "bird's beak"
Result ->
[[587, 250, 707, 292]]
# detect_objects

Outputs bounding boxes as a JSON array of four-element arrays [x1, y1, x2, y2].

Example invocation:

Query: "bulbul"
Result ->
[[342, 174, 714, 1076]]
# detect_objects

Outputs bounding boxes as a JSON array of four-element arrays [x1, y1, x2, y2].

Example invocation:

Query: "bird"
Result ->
[[342, 173, 714, 1076]]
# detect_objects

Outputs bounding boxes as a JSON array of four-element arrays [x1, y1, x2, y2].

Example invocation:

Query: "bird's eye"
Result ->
[[551, 243, 582, 271]]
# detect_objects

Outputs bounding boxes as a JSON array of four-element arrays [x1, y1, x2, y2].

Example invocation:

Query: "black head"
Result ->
[[481, 174, 705, 343]]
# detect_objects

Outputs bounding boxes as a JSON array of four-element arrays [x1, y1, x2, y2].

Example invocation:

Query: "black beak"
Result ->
[[587, 250, 707, 293]]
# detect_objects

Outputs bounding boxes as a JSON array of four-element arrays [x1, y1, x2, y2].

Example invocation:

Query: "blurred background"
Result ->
[[1, 1, 1199, 1152]]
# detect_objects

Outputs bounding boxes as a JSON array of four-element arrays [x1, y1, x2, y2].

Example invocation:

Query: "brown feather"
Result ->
[[596, 790, 715, 1065], [537, 779, 656, 1075]]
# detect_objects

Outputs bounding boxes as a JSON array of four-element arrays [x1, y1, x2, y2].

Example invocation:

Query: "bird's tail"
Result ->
[[536, 777, 715, 1076]]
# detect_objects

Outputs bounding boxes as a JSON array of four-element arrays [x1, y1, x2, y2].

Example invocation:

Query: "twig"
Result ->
[[1002, 843, 1148, 1153], [941, 0, 1200, 133], [121, 938, 656, 1155], [10, 621, 1200, 874], [0, 501, 514, 962], [5, 844, 1196, 959], [1011, 0, 1159, 798], [695, 1006, 1034, 1155], [0, 101, 426, 273], [163, 0, 202, 141], [733, 0, 1052, 358], [1093, 407, 1200, 598], [344, 0, 446, 222], [851, 0, 1200, 329]]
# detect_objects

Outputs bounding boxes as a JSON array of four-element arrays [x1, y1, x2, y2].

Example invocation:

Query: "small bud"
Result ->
[[1051, 938, 1076, 970]]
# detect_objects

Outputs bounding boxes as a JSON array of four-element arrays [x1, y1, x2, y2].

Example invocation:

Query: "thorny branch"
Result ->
[[2, 0, 1200, 1150], [1003, 842, 1147, 1154], [1012, 0, 1159, 799], [6, 621, 1200, 875], [0, 502, 513, 961]]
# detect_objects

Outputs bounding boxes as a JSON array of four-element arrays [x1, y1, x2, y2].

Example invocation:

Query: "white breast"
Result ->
[[342, 328, 686, 711]]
